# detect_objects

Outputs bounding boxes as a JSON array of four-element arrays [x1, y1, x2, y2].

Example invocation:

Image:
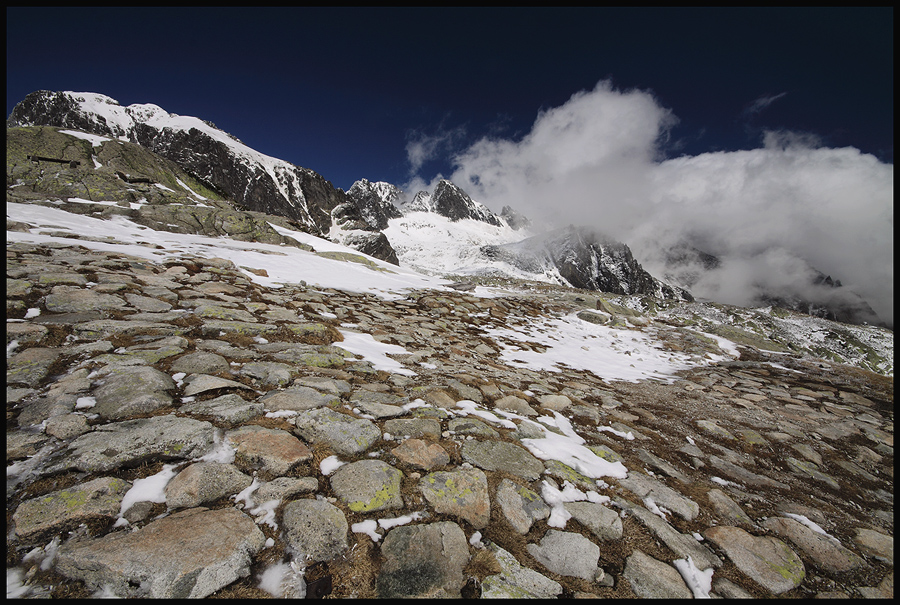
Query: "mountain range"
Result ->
[[6, 90, 884, 327]]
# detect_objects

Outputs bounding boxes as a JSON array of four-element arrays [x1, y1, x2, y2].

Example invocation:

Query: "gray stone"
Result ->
[[704, 525, 805, 594], [564, 501, 623, 541], [617, 471, 700, 521], [707, 455, 790, 490], [448, 416, 498, 438], [55, 507, 265, 598], [271, 344, 347, 367], [164, 462, 253, 509], [329, 459, 403, 513], [293, 407, 381, 455], [50, 415, 216, 473], [182, 373, 252, 397], [13, 476, 131, 542], [169, 351, 230, 374], [179, 393, 264, 425], [537, 394, 572, 411], [37, 272, 88, 287], [45, 289, 127, 313], [352, 399, 406, 418], [391, 438, 450, 470], [92, 365, 175, 419], [461, 439, 544, 481], [377, 521, 470, 598], [786, 456, 840, 489], [74, 319, 186, 340], [853, 528, 893, 563], [195, 303, 258, 322], [239, 361, 293, 387], [293, 375, 351, 394], [7, 347, 60, 387], [254, 476, 318, 502], [43, 413, 90, 439], [199, 319, 278, 338], [124, 293, 173, 312], [494, 394, 537, 416], [526, 529, 601, 581], [6, 321, 48, 346], [419, 468, 491, 529], [259, 386, 340, 411], [496, 478, 550, 534], [761, 516, 865, 573], [226, 425, 312, 477], [623, 549, 693, 599], [617, 498, 722, 570], [712, 577, 754, 598], [6, 430, 50, 459], [637, 447, 690, 482], [282, 499, 349, 563], [481, 542, 562, 598], [383, 417, 441, 440], [707, 488, 755, 527]]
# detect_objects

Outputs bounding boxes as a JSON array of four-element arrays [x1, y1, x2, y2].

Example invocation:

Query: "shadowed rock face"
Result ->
[[429, 179, 503, 226], [482, 226, 693, 300]]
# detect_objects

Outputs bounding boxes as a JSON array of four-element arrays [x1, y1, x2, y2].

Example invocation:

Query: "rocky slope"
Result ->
[[6, 230, 893, 598]]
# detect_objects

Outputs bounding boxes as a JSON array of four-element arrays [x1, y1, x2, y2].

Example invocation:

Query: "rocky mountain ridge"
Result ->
[[7, 91, 696, 305]]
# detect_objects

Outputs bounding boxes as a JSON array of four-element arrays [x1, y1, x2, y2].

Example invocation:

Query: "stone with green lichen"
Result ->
[[588, 443, 624, 463], [704, 525, 805, 594], [542, 459, 597, 490], [418, 468, 490, 528], [481, 542, 562, 598], [284, 322, 341, 344], [330, 459, 403, 513], [74, 319, 188, 340], [13, 477, 132, 542], [495, 478, 550, 534], [198, 319, 278, 337], [737, 429, 769, 446], [293, 407, 380, 456], [48, 415, 216, 474], [271, 344, 349, 368], [786, 457, 840, 489], [6, 347, 60, 387]]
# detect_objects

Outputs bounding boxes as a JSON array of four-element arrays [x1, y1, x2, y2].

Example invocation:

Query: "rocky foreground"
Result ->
[[6, 240, 893, 599]]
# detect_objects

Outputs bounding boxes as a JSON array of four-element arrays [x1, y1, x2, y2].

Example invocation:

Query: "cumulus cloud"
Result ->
[[406, 79, 894, 326]]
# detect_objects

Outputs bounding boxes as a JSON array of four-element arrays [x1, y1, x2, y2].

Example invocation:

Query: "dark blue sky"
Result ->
[[7, 7, 893, 191]]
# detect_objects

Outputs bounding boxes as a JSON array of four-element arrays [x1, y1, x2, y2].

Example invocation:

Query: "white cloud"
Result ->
[[408, 79, 893, 326], [743, 92, 787, 116]]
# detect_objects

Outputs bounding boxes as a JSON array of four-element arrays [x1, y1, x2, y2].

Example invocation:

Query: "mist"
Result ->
[[404, 80, 893, 327]]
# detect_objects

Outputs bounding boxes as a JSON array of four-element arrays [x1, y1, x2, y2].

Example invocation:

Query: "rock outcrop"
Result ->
[[482, 225, 693, 300], [7, 91, 403, 265]]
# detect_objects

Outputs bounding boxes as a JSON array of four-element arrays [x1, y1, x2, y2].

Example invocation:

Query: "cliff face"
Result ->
[[482, 226, 693, 301]]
